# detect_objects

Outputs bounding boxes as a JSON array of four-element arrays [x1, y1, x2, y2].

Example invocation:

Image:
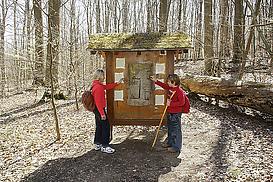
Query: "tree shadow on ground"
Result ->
[[190, 96, 273, 180], [22, 131, 181, 182], [0, 101, 75, 125]]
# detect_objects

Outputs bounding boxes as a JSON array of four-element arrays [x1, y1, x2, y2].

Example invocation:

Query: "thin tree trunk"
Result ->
[[181, 0, 188, 32], [218, 0, 229, 76], [159, 0, 168, 32], [238, 0, 262, 80], [13, 0, 20, 90], [204, 0, 214, 75], [0, 0, 6, 97], [96, 0, 101, 33], [26, 0, 31, 87], [194, 0, 203, 60], [146, 0, 151, 32], [113, 0, 118, 33], [45, 0, 60, 88], [48, 25, 61, 141], [177, 0, 182, 31], [232, 0, 244, 79], [122, 0, 129, 32], [33, 0, 44, 86], [268, 1, 273, 74], [68, 0, 75, 96], [219, 0, 229, 59], [133, 0, 137, 32], [104, 0, 109, 33]]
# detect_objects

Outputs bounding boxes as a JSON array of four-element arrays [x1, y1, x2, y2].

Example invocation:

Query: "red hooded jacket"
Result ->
[[91, 80, 118, 117], [155, 80, 186, 113]]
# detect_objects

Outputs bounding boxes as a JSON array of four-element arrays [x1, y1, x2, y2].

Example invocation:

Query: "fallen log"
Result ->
[[180, 75, 273, 115]]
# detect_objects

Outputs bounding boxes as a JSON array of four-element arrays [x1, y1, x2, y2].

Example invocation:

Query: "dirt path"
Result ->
[[1, 94, 272, 181]]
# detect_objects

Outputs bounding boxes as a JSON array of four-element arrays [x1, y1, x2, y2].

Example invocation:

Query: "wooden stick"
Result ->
[[151, 91, 176, 149]]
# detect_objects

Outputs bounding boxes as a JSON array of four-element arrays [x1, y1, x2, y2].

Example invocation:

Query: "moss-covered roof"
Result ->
[[88, 32, 191, 51]]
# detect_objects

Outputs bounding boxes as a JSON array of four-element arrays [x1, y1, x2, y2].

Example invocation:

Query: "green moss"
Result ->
[[88, 32, 191, 51]]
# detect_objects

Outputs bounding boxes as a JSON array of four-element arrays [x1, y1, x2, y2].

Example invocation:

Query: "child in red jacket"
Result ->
[[150, 74, 185, 153], [91, 69, 123, 154]]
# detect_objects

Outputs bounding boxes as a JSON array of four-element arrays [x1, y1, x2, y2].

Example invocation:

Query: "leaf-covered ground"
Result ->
[[0, 91, 272, 181]]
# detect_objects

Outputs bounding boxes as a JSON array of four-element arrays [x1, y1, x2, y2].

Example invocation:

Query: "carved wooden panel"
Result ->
[[128, 62, 153, 106]]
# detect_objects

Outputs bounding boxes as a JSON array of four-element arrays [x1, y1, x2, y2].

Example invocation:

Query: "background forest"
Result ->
[[0, 0, 272, 98]]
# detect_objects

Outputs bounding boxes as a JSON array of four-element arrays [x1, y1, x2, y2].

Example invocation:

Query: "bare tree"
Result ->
[[204, 0, 214, 75], [122, 0, 129, 32], [0, 0, 8, 97], [104, 0, 110, 33], [194, 0, 203, 60], [146, 0, 152, 32], [159, 0, 170, 32], [219, 0, 230, 59], [217, 0, 230, 76], [13, 0, 20, 89], [96, 0, 101, 33], [238, 0, 262, 80], [232, 0, 244, 79], [33, 0, 44, 85], [46, 0, 61, 140], [177, 0, 182, 31], [45, 0, 61, 88]]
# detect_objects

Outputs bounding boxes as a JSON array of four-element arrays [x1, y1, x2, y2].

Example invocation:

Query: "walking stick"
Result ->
[[151, 91, 176, 149]]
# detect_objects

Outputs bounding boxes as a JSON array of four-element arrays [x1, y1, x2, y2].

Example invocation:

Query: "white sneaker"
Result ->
[[101, 146, 115, 154], [94, 144, 102, 151]]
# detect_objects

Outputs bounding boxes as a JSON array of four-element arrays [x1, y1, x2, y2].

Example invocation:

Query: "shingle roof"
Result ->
[[88, 32, 191, 51]]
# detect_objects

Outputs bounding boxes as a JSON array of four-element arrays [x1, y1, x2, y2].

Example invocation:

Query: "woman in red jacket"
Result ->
[[91, 69, 123, 154]]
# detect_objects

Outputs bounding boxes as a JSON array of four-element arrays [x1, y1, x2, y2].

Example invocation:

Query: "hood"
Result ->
[[92, 80, 102, 91]]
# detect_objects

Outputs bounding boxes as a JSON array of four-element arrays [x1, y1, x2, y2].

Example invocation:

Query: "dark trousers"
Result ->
[[166, 112, 182, 151], [93, 107, 110, 147]]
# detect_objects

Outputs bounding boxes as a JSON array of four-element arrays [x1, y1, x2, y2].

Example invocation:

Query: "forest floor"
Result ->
[[0, 90, 272, 182]]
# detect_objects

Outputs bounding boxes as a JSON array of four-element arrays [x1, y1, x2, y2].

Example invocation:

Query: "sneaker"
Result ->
[[101, 146, 115, 154], [167, 147, 179, 153], [94, 144, 102, 151], [161, 143, 171, 148]]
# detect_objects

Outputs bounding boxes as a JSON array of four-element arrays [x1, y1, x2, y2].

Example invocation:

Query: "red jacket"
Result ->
[[92, 80, 118, 117], [155, 80, 185, 113]]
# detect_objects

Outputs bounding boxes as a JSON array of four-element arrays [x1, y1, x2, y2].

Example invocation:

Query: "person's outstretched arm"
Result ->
[[150, 76, 170, 90]]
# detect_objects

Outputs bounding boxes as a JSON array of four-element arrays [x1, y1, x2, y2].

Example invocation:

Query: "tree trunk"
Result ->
[[146, 0, 151, 32], [159, 0, 168, 32], [181, 0, 188, 33], [218, 0, 229, 76], [238, 0, 262, 80], [181, 75, 273, 115], [122, 0, 129, 32], [33, 0, 44, 86], [13, 0, 20, 90], [177, 0, 182, 31], [49, 25, 61, 141], [0, 0, 6, 98], [204, 0, 214, 75], [104, 0, 109, 33], [232, 0, 244, 78], [269, 1, 273, 74], [194, 0, 203, 60], [219, 0, 229, 59], [45, 0, 60, 88], [68, 0, 76, 96], [113, 0, 118, 33], [96, 0, 101, 33], [26, 0, 31, 87]]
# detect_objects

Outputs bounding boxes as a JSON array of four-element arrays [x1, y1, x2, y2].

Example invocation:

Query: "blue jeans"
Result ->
[[93, 107, 110, 147], [166, 112, 182, 152]]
